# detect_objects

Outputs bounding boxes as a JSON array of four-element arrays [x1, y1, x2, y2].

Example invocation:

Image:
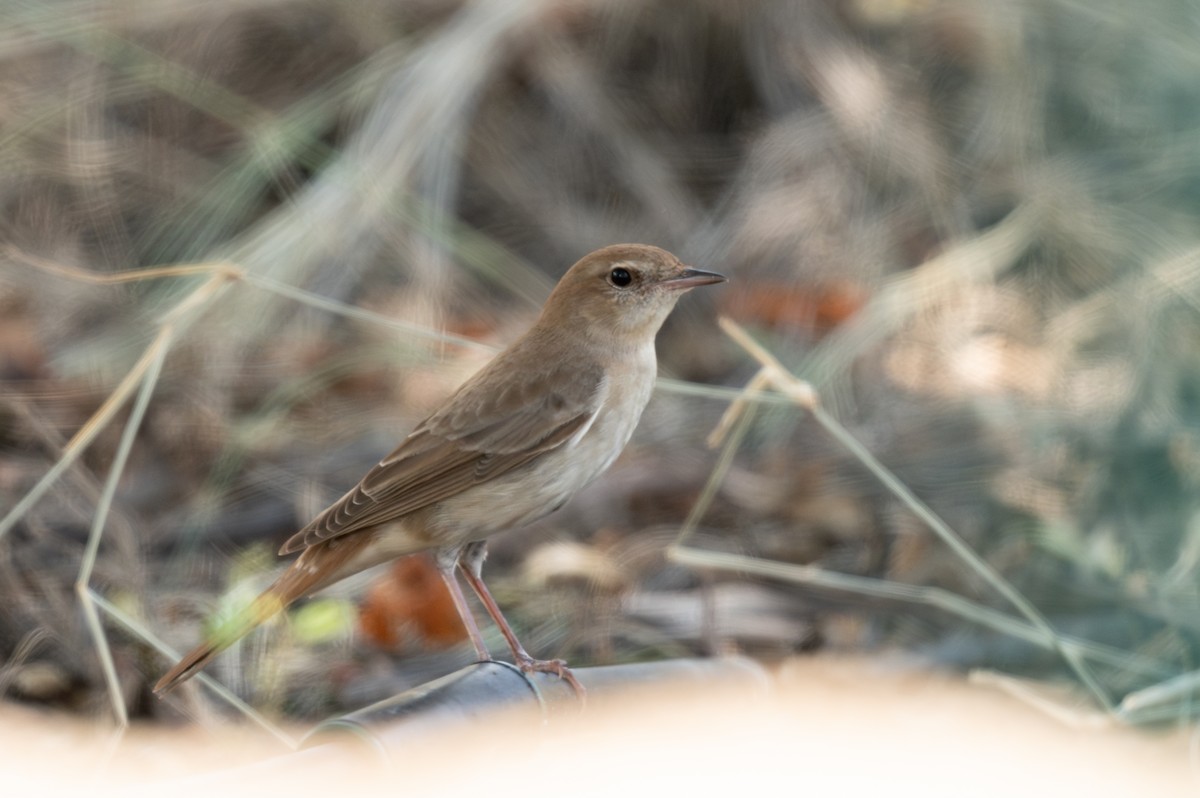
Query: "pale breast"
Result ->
[[432, 343, 657, 539]]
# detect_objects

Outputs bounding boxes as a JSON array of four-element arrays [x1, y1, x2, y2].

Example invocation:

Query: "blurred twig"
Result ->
[[800, 204, 1038, 409], [89, 589, 296, 748], [1118, 667, 1200, 725], [0, 253, 239, 726], [75, 333, 164, 730], [671, 317, 1118, 713], [0, 256, 239, 547], [668, 547, 1165, 680]]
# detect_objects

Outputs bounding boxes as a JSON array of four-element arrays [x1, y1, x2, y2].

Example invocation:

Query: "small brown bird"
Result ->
[[154, 244, 725, 696]]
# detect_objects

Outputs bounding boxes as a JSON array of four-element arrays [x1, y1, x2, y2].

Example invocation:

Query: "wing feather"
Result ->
[[280, 358, 605, 554]]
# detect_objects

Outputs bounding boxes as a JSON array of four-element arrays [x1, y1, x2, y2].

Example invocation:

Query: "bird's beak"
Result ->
[[662, 268, 727, 290]]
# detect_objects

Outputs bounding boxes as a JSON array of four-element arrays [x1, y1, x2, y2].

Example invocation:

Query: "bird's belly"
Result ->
[[432, 390, 649, 539]]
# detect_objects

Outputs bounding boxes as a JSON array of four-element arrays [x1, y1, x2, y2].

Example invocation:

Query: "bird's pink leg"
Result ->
[[459, 541, 586, 698], [435, 546, 492, 662]]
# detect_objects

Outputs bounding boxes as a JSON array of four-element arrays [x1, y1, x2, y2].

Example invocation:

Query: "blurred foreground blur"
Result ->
[[4, 658, 1197, 797]]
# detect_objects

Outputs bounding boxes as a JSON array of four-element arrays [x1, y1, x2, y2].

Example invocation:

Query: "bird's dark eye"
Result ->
[[609, 267, 633, 287]]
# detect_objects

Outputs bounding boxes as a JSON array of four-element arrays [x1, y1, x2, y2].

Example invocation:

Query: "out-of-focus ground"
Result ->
[[2, 0, 1200, 759], [3, 658, 1196, 797]]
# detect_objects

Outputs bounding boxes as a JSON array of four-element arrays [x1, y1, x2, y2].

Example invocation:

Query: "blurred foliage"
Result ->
[[1, 0, 1199, 723]]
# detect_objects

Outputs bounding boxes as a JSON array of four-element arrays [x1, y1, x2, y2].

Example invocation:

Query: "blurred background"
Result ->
[[2, 0, 1199, 727]]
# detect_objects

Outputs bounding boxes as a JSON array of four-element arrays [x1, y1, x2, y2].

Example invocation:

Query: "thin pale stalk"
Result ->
[[74, 334, 166, 728], [707, 369, 772, 449], [1118, 668, 1200, 722], [88, 589, 297, 749], [799, 205, 1037, 395], [806, 401, 1114, 711], [668, 546, 1166, 680], [673, 397, 758, 549], [655, 377, 793, 405], [708, 318, 1116, 712], [241, 273, 494, 353], [0, 264, 236, 543], [0, 332, 168, 542]]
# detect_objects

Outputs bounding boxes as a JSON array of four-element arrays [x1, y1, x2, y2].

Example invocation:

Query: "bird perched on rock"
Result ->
[[155, 244, 725, 697]]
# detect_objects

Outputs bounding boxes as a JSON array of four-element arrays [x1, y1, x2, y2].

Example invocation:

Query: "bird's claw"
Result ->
[[515, 654, 587, 701]]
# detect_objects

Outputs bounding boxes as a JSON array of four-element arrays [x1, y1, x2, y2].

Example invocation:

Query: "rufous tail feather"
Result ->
[[154, 535, 372, 696], [153, 589, 288, 696]]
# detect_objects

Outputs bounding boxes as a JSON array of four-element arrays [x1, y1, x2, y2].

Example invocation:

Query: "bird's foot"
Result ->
[[514, 653, 587, 701]]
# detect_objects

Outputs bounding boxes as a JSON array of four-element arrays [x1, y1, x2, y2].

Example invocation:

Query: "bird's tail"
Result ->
[[154, 534, 374, 696], [153, 589, 287, 696]]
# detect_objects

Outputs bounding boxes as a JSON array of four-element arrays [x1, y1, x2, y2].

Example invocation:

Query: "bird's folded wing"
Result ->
[[280, 361, 605, 553]]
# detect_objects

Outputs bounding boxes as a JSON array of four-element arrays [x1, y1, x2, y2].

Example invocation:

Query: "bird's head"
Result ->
[[540, 244, 726, 343]]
